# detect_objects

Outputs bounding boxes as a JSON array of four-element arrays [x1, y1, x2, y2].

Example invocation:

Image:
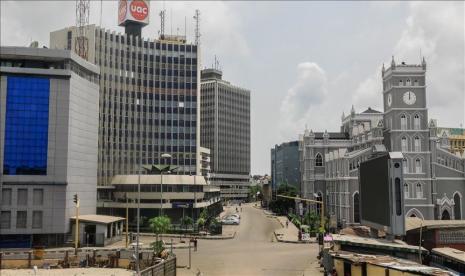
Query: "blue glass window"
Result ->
[[3, 76, 50, 175]]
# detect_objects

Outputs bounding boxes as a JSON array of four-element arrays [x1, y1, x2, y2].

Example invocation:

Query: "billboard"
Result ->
[[359, 152, 405, 236], [118, 0, 150, 26]]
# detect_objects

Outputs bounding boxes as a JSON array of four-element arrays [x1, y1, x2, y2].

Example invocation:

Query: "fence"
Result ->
[[140, 256, 176, 276], [0, 248, 175, 271]]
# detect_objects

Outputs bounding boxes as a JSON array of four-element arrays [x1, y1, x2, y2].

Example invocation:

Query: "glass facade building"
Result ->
[[3, 76, 49, 175]]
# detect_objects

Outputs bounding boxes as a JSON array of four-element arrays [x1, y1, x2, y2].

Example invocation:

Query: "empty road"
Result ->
[[175, 204, 322, 276]]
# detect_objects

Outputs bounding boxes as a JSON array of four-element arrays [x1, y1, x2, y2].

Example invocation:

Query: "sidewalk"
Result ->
[[273, 216, 317, 244]]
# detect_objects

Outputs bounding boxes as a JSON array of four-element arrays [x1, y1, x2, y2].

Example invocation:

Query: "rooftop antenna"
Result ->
[[184, 16, 187, 39], [75, 0, 90, 60], [170, 8, 173, 36], [194, 9, 201, 46], [99, 0, 102, 27], [159, 9, 166, 39]]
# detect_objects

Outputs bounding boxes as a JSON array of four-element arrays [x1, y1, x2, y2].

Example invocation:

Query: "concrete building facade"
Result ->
[[200, 69, 251, 200], [271, 141, 301, 192], [300, 58, 465, 228], [50, 25, 201, 186], [0, 47, 99, 247]]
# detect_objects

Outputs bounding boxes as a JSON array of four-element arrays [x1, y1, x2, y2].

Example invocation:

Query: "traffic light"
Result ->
[[73, 194, 78, 205]]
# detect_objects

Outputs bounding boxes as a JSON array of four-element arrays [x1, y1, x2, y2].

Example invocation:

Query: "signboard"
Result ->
[[172, 202, 192, 208], [118, 0, 150, 26]]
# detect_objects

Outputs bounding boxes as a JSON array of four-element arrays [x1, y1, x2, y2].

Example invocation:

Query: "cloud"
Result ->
[[355, 2, 464, 126], [279, 62, 328, 138]]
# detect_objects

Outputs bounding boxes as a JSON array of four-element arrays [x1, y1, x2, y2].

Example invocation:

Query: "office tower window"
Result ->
[[16, 211, 27, 229], [17, 189, 28, 206], [0, 211, 11, 229], [33, 189, 44, 205], [1, 188, 12, 205], [3, 76, 50, 175], [32, 211, 43, 229]]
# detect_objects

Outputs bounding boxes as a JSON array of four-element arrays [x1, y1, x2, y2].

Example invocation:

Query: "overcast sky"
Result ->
[[1, 1, 464, 175]]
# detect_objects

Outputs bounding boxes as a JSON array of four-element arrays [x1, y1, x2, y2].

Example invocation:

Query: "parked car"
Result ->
[[228, 214, 240, 219], [222, 217, 240, 225]]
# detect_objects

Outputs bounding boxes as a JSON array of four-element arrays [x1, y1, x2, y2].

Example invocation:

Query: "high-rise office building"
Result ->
[[50, 25, 201, 186], [200, 69, 250, 200], [271, 141, 301, 192], [0, 46, 99, 247]]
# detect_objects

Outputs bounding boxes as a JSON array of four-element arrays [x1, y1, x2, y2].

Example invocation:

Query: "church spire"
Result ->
[[391, 55, 396, 69], [422, 56, 427, 70]]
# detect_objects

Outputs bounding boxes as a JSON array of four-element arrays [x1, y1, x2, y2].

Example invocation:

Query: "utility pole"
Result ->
[[73, 194, 80, 256], [136, 98, 141, 275], [125, 192, 129, 248], [277, 194, 325, 232]]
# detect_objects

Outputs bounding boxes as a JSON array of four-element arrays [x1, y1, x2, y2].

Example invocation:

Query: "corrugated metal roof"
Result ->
[[432, 247, 465, 264], [406, 217, 465, 231], [331, 251, 454, 275]]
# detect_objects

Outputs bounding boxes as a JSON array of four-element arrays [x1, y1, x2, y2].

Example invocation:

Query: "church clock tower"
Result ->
[[382, 56, 434, 219]]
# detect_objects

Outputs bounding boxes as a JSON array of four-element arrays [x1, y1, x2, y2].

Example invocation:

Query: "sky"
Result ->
[[1, 1, 464, 175]]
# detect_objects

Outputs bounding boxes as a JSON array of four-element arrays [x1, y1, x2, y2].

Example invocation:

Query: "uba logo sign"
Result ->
[[130, 0, 149, 21]]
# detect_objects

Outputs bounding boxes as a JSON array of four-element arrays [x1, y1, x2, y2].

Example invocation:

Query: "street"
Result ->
[[175, 204, 322, 276]]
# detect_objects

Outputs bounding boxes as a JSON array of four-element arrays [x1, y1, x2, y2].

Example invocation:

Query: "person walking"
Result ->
[[286, 220, 289, 228]]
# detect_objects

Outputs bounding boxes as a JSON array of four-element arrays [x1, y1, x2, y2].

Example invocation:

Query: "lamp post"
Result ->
[[136, 98, 142, 275], [160, 153, 172, 216]]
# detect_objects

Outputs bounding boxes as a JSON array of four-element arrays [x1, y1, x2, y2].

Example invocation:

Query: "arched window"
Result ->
[[399, 79, 403, 86], [415, 159, 422, 173], [454, 193, 462, 219], [414, 114, 421, 130], [414, 137, 421, 152], [353, 192, 360, 223], [401, 115, 407, 130], [416, 183, 423, 198], [401, 137, 408, 152], [403, 159, 408, 173], [315, 153, 323, 167], [404, 183, 409, 198], [441, 210, 450, 220], [406, 79, 411, 86], [414, 79, 418, 86]]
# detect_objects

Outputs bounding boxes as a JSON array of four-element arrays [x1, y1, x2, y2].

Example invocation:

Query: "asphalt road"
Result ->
[[175, 204, 322, 276]]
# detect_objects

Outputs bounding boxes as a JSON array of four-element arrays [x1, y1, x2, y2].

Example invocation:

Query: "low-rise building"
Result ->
[[97, 175, 221, 224], [405, 217, 465, 251], [430, 247, 465, 275], [330, 251, 452, 276]]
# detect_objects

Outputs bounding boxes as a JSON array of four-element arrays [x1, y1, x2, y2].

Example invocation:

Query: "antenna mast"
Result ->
[[75, 0, 90, 60], [194, 9, 201, 45], [159, 9, 166, 39]]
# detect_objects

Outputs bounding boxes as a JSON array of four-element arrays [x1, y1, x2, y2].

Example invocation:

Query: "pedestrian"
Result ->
[[194, 238, 198, 251], [236, 207, 238, 212], [286, 220, 289, 228], [240, 207, 242, 212]]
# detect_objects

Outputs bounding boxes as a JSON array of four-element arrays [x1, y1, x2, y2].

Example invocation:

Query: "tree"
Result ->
[[149, 216, 171, 255], [181, 216, 194, 232], [196, 217, 206, 231], [268, 184, 297, 215]]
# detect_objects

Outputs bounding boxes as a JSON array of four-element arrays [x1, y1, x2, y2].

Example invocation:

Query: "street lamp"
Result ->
[[160, 153, 172, 216], [136, 98, 142, 275]]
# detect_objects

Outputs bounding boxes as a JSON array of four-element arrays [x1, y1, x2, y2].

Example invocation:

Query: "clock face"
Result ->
[[387, 94, 392, 107], [403, 91, 416, 105]]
